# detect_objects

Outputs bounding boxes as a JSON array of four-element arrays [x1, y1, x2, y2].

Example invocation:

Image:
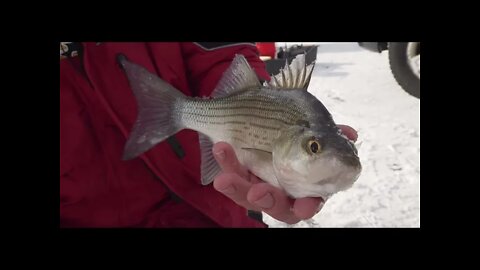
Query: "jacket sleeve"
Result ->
[[180, 42, 271, 97]]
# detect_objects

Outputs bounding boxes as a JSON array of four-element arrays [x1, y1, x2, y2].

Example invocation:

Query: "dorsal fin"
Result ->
[[211, 54, 261, 98], [268, 53, 315, 90]]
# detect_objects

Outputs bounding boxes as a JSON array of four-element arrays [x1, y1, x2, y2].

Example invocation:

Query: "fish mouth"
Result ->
[[327, 142, 361, 167], [338, 153, 361, 168], [315, 170, 361, 197], [335, 130, 360, 157]]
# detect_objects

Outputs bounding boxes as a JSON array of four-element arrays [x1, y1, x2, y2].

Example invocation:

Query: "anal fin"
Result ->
[[199, 133, 221, 185]]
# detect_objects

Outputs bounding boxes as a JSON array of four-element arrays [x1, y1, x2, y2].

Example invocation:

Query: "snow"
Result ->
[[262, 42, 420, 228]]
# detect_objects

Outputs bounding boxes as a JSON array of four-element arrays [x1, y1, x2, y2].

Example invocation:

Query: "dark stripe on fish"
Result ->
[[183, 112, 294, 126], [250, 122, 280, 131]]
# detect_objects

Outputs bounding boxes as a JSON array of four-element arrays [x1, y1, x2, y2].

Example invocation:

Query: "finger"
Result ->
[[212, 142, 249, 179], [292, 197, 325, 220], [337, 124, 358, 142], [247, 183, 300, 225], [213, 172, 260, 211]]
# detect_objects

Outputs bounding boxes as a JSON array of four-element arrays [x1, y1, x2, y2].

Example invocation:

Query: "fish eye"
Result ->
[[307, 139, 321, 154]]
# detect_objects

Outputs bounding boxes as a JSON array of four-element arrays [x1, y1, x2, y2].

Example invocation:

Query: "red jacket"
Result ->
[[60, 42, 270, 227]]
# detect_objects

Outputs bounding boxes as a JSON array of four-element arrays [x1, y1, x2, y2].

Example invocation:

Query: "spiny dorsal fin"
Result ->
[[211, 54, 261, 98], [268, 54, 315, 90]]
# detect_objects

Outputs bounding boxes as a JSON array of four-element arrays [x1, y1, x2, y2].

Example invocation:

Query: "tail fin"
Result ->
[[118, 55, 185, 160]]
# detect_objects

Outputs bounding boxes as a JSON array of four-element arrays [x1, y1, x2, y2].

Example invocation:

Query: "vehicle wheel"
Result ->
[[388, 42, 420, 98]]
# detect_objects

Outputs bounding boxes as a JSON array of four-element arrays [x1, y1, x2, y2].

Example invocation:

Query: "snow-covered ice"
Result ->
[[263, 42, 420, 228]]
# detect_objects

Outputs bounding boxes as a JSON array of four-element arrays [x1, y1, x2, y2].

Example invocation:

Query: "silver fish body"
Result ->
[[119, 54, 361, 199]]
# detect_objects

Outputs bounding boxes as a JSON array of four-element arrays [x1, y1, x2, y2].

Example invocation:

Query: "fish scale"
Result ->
[[180, 89, 307, 152]]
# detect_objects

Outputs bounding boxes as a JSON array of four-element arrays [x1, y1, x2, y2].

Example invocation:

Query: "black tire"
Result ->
[[388, 42, 420, 98]]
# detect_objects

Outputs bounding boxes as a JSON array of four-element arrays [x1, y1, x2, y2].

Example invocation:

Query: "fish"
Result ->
[[118, 53, 361, 199]]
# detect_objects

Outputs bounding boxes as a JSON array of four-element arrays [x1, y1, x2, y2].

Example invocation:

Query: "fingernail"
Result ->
[[214, 150, 225, 160], [254, 193, 274, 209], [219, 185, 236, 195]]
